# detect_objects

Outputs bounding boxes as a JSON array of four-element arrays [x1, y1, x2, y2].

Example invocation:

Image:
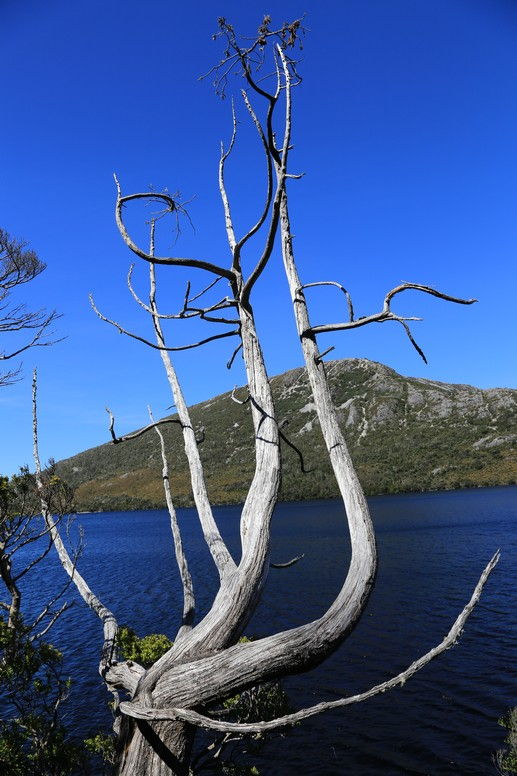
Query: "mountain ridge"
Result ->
[[55, 358, 517, 512]]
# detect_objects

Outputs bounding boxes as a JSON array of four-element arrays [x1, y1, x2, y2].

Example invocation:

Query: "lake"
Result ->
[[15, 486, 517, 775]]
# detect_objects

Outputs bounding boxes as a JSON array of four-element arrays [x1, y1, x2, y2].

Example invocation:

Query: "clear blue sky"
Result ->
[[1, 0, 516, 474]]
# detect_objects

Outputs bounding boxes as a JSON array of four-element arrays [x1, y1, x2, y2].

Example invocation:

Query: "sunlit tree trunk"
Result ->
[[32, 17, 498, 776]]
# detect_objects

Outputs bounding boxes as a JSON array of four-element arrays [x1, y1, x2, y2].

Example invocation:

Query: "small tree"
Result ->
[[33, 18, 499, 776], [0, 467, 83, 775], [0, 228, 60, 386], [0, 225, 74, 772]]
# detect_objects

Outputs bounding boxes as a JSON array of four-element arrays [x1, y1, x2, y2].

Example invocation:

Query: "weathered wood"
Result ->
[[32, 371, 128, 687], [34, 20, 498, 776], [120, 550, 500, 731]]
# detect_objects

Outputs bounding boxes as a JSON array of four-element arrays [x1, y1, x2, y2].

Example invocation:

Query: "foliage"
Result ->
[[0, 617, 84, 776], [221, 680, 292, 737], [1, 465, 73, 527], [496, 708, 517, 775], [219, 765, 259, 776], [84, 732, 116, 769], [0, 227, 74, 772], [117, 625, 173, 669], [0, 465, 80, 775], [115, 629, 291, 774]]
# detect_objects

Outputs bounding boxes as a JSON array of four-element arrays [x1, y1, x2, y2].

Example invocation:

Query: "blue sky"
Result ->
[[1, 0, 516, 474]]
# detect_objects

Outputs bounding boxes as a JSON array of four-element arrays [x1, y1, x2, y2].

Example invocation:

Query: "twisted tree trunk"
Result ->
[[32, 17, 497, 776]]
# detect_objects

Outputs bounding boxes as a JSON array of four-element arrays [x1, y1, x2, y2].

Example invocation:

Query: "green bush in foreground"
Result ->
[[496, 708, 517, 775], [0, 618, 84, 776]]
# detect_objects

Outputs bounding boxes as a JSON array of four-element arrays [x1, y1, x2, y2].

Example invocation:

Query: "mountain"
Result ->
[[55, 359, 517, 512]]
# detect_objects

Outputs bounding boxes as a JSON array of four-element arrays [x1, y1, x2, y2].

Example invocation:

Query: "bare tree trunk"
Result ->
[[117, 717, 193, 776], [0, 552, 21, 631], [32, 18, 498, 776]]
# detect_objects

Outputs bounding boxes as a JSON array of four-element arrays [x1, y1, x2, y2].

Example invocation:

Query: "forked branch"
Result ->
[[127, 266, 237, 324], [90, 293, 240, 352], [0, 309, 62, 361], [303, 282, 477, 363]]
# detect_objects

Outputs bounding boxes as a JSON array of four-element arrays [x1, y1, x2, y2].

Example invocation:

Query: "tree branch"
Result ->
[[90, 293, 239, 352], [278, 426, 312, 473], [234, 90, 274, 253], [0, 310, 62, 361], [146, 254, 235, 580], [270, 554, 304, 569], [32, 370, 123, 685], [226, 342, 243, 369], [149, 405, 195, 641], [128, 265, 238, 324], [121, 550, 499, 730], [219, 99, 238, 255], [300, 281, 354, 322], [114, 176, 234, 281], [305, 282, 477, 363], [105, 407, 181, 445]]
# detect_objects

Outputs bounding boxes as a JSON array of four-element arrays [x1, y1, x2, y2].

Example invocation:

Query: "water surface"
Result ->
[[16, 487, 517, 774]]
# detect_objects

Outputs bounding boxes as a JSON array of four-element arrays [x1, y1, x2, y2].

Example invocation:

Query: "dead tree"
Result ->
[[0, 229, 60, 386], [33, 18, 499, 776]]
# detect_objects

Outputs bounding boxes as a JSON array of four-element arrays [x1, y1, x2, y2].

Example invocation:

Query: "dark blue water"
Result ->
[[13, 487, 517, 774]]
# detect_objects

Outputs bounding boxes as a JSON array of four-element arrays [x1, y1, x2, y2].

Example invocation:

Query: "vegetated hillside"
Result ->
[[56, 359, 517, 512]]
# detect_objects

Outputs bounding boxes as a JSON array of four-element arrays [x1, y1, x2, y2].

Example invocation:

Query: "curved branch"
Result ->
[[32, 371, 123, 685], [226, 342, 243, 369], [121, 549, 499, 730], [235, 91, 274, 252], [278, 427, 312, 473], [231, 385, 250, 405], [300, 281, 354, 322], [114, 176, 234, 281], [384, 282, 476, 308], [106, 407, 181, 444], [240, 188, 281, 306], [90, 294, 239, 352], [270, 554, 304, 569], [305, 283, 477, 363]]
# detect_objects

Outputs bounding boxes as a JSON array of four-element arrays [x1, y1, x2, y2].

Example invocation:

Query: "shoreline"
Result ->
[[73, 482, 517, 516]]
